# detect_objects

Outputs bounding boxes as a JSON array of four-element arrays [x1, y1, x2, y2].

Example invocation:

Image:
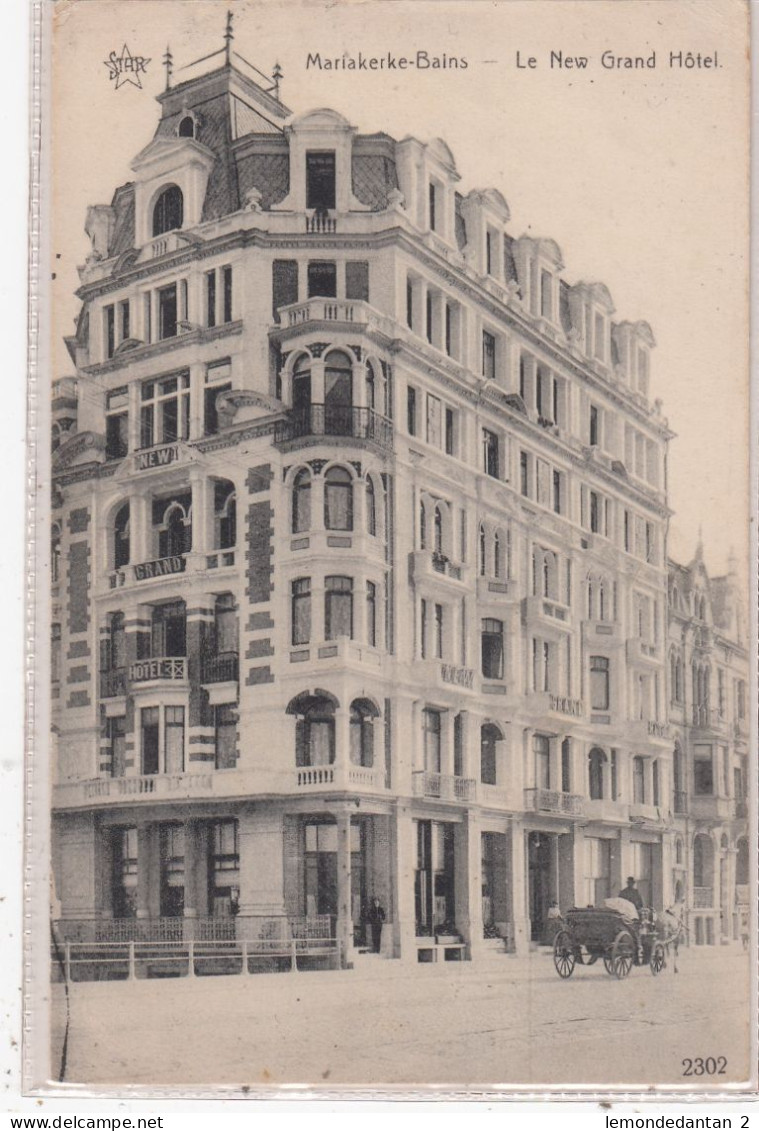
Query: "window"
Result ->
[[420, 598, 428, 659], [540, 269, 552, 319], [366, 581, 377, 646], [589, 405, 599, 447], [345, 261, 369, 302], [406, 280, 414, 329], [306, 151, 336, 211], [152, 185, 183, 236], [106, 388, 129, 459], [552, 470, 563, 515], [214, 481, 236, 549], [425, 293, 434, 344], [350, 699, 376, 767], [291, 579, 311, 645], [445, 408, 455, 456], [594, 312, 605, 361], [481, 618, 504, 680], [520, 451, 529, 496], [632, 756, 645, 803], [588, 748, 606, 800], [113, 503, 130, 568], [150, 600, 186, 657], [140, 374, 190, 448], [534, 734, 550, 790], [479, 524, 486, 577], [164, 706, 185, 774], [590, 656, 610, 711], [493, 532, 502, 578], [103, 611, 126, 674], [561, 738, 571, 793], [292, 469, 311, 533], [205, 270, 216, 328], [423, 708, 442, 773], [589, 491, 600, 534], [325, 576, 353, 639], [154, 495, 191, 558], [142, 706, 185, 776], [717, 669, 726, 718], [407, 385, 418, 435], [307, 260, 337, 298], [324, 350, 353, 434], [111, 828, 138, 917], [693, 744, 713, 795], [434, 603, 444, 659], [104, 304, 116, 359], [157, 283, 178, 340], [652, 759, 660, 807], [483, 429, 499, 478], [482, 330, 496, 380], [210, 593, 237, 659], [485, 230, 493, 276], [291, 694, 336, 767], [272, 260, 298, 320], [737, 679, 746, 719], [428, 181, 437, 231], [480, 724, 500, 785], [426, 394, 441, 446], [324, 466, 353, 530], [532, 638, 551, 692]]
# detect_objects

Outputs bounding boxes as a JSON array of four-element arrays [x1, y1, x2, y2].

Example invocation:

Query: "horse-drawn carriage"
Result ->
[[552, 905, 679, 980]]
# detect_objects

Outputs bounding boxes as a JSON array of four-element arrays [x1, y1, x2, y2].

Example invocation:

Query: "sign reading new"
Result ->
[[134, 444, 180, 471]]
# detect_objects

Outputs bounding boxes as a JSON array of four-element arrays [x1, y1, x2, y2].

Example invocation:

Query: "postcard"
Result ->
[[29, 0, 754, 1095]]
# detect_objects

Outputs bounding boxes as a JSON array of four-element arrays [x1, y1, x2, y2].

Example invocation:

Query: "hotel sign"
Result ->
[[134, 444, 180, 472], [129, 658, 187, 683], [133, 555, 186, 581], [441, 663, 474, 689]]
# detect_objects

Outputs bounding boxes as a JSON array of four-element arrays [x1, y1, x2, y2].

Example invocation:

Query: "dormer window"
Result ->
[[178, 115, 196, 139], [306, 151, 335, 211], [429, 181, 438, 232], [152, 185, 184, 237], [540, 270, 553, 320]]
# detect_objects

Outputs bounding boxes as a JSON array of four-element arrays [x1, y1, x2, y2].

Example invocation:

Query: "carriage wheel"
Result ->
[[650, 941, 666, 976], [611, 930, 635, 979], [553, 930, 576, 979], [603, 955, 615, 975]]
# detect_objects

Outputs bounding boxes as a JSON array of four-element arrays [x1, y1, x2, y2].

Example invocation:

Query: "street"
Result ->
[[49, 948, 751, 1089]]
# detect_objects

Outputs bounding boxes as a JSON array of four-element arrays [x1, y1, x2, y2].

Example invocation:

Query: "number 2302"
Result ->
[[681, 1056, 727, 1077]]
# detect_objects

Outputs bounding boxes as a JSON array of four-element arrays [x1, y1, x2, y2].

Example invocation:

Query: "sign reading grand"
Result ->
[[134, 444, 180, 471], [133, 555, 186, 581]]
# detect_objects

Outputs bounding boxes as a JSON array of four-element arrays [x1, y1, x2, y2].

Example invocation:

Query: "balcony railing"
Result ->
[[693, 886, 713, 909], [413, 771, 476, 803], [692, 705, 721, 728], [305, 210, 337, 233], [100, 668, 127, 698], [274, 404, 393, 451], [524, 788, 584, 816], [129, 657, 187, 684], [201, 651, 239, 684]]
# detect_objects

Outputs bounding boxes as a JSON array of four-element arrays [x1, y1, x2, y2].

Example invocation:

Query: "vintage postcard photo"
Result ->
[[33, 0, 753, 1093]]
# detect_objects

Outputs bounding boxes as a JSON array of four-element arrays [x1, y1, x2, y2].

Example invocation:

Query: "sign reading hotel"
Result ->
[[134, 444, 180, 472], [133, 555, 186, 581]]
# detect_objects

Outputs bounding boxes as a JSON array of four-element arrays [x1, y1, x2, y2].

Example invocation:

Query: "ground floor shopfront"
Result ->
[[53, 801, 676, 963]]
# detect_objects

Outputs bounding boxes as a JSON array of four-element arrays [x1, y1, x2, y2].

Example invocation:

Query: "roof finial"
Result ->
[[695, 524, 704, 561], [224, 10, 234, 65], [272, 61, 283, 101], [163, 45, 173, 91]]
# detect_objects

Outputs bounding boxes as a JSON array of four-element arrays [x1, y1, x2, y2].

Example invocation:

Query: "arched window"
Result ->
[[152, 185, 184, 237], [288, 693, 337, 767], [114, 503, 130, 568], [324, 466, 353, 531], [479, 524, 486, 577], [433, 505, 443, 555], [214, 481, 236, 550], [157, 498, 191, 558], [324, 350, 353, 435], [480, 723, 501, 785], [51, 523, 62, 584], [350, 698, 378, 767], [292, 469, 311, 534], [588, 747, 606, 800], [178, 115, 196, 139], [366, 476, 376, 536]]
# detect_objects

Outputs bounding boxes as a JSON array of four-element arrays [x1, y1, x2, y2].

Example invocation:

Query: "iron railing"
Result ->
[[274, 404, 393, 451], [201, 651, 239, 684], [524, 787, 584, 816]]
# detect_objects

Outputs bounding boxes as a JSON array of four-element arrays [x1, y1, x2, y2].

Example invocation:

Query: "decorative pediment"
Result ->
[[52, 431, 106, 472], [216, 389, 282, 428], [130, 135, 216, 177]]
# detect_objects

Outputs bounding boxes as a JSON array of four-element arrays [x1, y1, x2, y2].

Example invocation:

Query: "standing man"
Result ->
[[619, 876, 644, 912], [366, 896, 386, 953]]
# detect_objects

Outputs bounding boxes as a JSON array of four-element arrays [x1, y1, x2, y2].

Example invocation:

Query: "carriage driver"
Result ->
[[618, 876, 644, 913]]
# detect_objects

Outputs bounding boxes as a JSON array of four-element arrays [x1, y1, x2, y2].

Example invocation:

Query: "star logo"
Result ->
[[104, 44, 151, 90]]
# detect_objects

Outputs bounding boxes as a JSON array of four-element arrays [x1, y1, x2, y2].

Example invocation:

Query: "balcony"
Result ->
[[626, 719, 670, 745], [129, 657, 187, 686], [691, 706, 725, 731], [413, 771, 476, 803], [523, 788, 583, 817], [273, 404, 393, 453], [689, 795, 731, 822], [294, 765, 386, 792], [625, 638, 660, 665], [526, 691, 584, 719], [201, 652, 239, 684], [584, 797, 630, 823], [693, 886, 714, 909], [100, 668, 127, 698], [409, 550, 464, 587], [629, 801, 665, 824], [305, 209, 337, 233], [523, 596, 572, 630], [54, 771, 215, 809]]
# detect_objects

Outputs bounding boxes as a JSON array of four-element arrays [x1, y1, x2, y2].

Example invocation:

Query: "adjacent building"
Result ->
[[50, 40, 746, 967]]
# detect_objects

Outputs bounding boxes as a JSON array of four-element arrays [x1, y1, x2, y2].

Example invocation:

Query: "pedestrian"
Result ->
[[618, 876, 644, 912], [543, 899, 563, 945], [366, 896, 386, 953]]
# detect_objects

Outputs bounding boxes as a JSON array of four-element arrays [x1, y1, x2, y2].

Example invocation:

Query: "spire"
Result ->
[[271, 62, 283, 102], [163, 45, 173, 91], [224, 10, 234, 65]]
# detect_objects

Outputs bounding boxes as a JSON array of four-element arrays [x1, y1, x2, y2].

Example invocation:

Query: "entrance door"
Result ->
[[528, 831, 553, 942]]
